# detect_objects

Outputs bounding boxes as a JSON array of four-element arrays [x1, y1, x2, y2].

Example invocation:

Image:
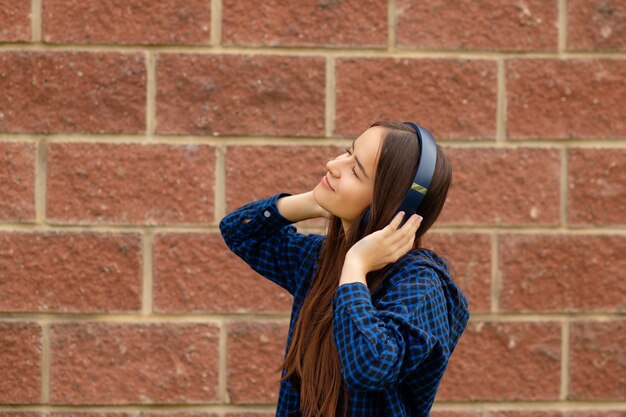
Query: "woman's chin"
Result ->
[[310, 191, 328, 212], [312, 186, 326, 202]]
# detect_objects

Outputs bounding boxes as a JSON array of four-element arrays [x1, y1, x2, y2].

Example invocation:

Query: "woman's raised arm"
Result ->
[[219, 191, 328, 296], [276, 191, 329, 222]]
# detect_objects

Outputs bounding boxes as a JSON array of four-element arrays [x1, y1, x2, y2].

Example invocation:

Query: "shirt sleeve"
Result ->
[[331, 270, 450, 392], [219, 192, 323, 296]]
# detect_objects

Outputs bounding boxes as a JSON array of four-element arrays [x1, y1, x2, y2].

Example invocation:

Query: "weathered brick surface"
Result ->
[[42, 0, 211, 45], [0, 52, 145, 134], [156, 54, 325, 137], [437, 147, 561, 225], [0, 0, 30, 41], [227, 320, 289, 403], [568, 0, 626, 51], [1, 0, 625, 412], [0, 322, 41, 403], [49, 322, 220, 404], [222, 0, 387, 47], [46, 143, 215, 224], [500, 234, 626, 312], [225, 144, 339, 210], [334, 58, 497, 139], [423, 232, 492, 312], [569, 321, 626, 400], [437, 321, 561, 400], [153, 232, 293, 313], [0, 231, 142, 313], [568, 148, 626, 226], [506, 59, 626, 139], [396, 0, 558, 51], [0, 141, 35, 221]]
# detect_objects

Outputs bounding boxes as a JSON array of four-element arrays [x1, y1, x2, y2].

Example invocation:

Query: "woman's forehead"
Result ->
[[355, 126, 384, 148]]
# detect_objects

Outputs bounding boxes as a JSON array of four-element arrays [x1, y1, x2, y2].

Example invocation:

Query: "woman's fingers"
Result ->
[[387, 212, 421, 247], [406, 214, 422, 231], [384, 212, 422, 247], [385, 211, 405, 232]]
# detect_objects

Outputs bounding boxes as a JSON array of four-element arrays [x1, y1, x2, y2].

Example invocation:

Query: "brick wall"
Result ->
[[0, 0, 625, 416]]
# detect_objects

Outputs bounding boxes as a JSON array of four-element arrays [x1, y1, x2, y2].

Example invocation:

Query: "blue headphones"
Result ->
[[361, 121, 438, 228]]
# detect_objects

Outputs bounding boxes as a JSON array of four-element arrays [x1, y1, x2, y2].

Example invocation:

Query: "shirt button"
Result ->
[[264, 210, 271, 217]]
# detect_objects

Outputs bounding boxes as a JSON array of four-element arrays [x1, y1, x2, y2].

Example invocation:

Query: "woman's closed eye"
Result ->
[[344, 148, 359, 178]]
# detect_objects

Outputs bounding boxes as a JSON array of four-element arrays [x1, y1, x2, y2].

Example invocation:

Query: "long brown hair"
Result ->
[[273, 121, 453, 416]]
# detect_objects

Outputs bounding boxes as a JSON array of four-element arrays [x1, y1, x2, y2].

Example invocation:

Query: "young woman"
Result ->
[[220, 121, 470, 417]]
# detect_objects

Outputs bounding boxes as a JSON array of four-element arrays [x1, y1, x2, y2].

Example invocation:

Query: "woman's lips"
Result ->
[[321, 175, 335, 191]]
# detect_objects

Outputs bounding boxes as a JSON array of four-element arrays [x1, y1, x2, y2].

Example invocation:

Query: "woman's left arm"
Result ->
[[332, 270, 449, 392]]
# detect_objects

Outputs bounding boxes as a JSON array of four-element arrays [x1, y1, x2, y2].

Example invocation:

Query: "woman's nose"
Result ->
[[326, 158, 339, 176]]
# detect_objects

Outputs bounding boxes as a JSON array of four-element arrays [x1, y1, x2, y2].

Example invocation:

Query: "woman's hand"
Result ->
[[344, 211, 422, 274], [276, 191, 330, 222]]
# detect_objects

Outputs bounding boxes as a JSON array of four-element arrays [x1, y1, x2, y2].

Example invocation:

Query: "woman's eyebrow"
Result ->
[[350, 140, 370, 179]]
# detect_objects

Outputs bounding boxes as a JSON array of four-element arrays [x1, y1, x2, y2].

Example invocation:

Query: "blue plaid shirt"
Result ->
[[219, 193, 470, 417]]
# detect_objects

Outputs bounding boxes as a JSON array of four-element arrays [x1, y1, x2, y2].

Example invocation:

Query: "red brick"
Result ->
[[0, 0, 30, 41], [568, 148, 626, 226], [438, 147, 561, 225], [156, 54, 325, 137], [46, 143, 215, 224], [506, 59, 626, 139], [222, 0, 387, 47], [0, 231, 142, 313], [396, 0, 558, 51], [569, 321, 626, 400], [423, 232, 492, 313], [0, 141, 35, 221], [227, 320, 289, 404], [335, 58, 497, 139], [500, 234, 626, 313], [0, 322, 41, 403], [438, 321, 561, 400], [49, 322, 220, 404], [226, 144, 338, 210], [42, 0, 211, 45], [568, 0, 626, 51], [0, 51, 145, 134], [225, 144, 340, 229], [153, 232, 293, 313]]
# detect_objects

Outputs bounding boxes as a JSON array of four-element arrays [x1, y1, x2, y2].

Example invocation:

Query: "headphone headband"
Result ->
[[361, 121, 438, 228], [397, 121, 437, 219]]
